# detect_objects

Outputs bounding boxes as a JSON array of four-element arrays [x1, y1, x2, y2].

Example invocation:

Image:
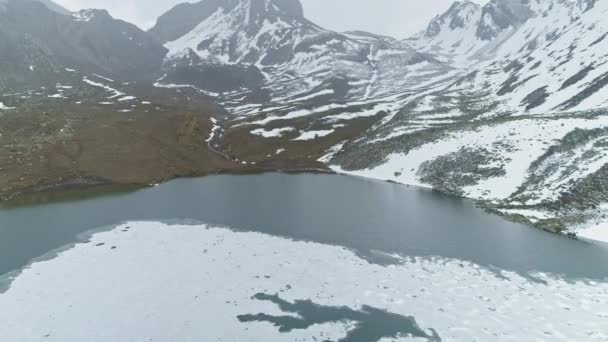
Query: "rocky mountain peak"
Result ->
[[71, 8, 112, 23], [476, 0, 534, 40], [241, 0, 306, 30], [155, 0, 317, 69], [150, 0, 305, 44], [424, 0, 481, 38]]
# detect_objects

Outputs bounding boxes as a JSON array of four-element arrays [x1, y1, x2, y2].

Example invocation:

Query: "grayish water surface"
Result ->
[[1, 173, 607, 279]]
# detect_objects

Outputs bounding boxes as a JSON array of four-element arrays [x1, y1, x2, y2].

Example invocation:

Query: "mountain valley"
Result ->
[[2, 0, 608, 240]]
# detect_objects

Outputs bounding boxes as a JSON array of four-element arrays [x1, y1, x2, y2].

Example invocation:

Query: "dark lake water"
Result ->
[[1, 173, 608, 280]]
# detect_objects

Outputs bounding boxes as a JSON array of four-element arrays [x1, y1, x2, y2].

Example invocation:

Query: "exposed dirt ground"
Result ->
[[220, 115, 381, 171], [0, 103, 379, 202], [0, 105, 235, 201]]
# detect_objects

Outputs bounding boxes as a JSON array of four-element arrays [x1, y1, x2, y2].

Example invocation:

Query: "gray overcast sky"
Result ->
[[53, 0, 489, 38]]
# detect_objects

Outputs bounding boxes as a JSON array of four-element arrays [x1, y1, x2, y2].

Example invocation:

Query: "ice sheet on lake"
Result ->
[[0, 221, 607, 341]]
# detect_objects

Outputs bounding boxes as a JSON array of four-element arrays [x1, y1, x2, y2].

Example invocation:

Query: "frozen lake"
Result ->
[[1, 174, 607, 340]]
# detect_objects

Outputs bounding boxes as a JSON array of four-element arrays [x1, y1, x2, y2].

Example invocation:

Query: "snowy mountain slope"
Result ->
[[405, 1, 483, 60], [406, 0, 593, 64], [321, 0, 608, 237], [481, 0, 608, 114], [402, 0, 608, 117], [0, 1, 214, 120], [150, 0, 450, 120]]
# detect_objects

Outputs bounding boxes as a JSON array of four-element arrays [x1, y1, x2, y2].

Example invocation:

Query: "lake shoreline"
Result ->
[[1, 165, 596, 246], [0, 104, 604, 244], [0, 167, 335, 207], [3, 172, 608, 281]]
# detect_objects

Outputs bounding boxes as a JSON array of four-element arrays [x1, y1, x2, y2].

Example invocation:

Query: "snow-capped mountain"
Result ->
[[149, 0, 608, 237], [407, 0, 594, 63], [326, 0, 608, 236], [152, 0, 308, 64], [150, 0, 449, 116], [403, 0, 608, 115]]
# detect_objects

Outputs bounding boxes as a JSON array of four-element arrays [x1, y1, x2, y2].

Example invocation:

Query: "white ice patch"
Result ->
[[0, 221, 607, 342]]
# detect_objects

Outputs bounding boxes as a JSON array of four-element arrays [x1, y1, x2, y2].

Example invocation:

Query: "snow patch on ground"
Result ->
[[334, 116, 608, 203], [250, 127, 295, 138], [82, 78, 124, 99], [294, 129, 334, 141], [206, 118, 221, 143], [578, 222, 608, 244], [153, 81, 220, 97], [0, 102, 14, 110], [318, 141, 346, 164], [92, 74, 114, 83]]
